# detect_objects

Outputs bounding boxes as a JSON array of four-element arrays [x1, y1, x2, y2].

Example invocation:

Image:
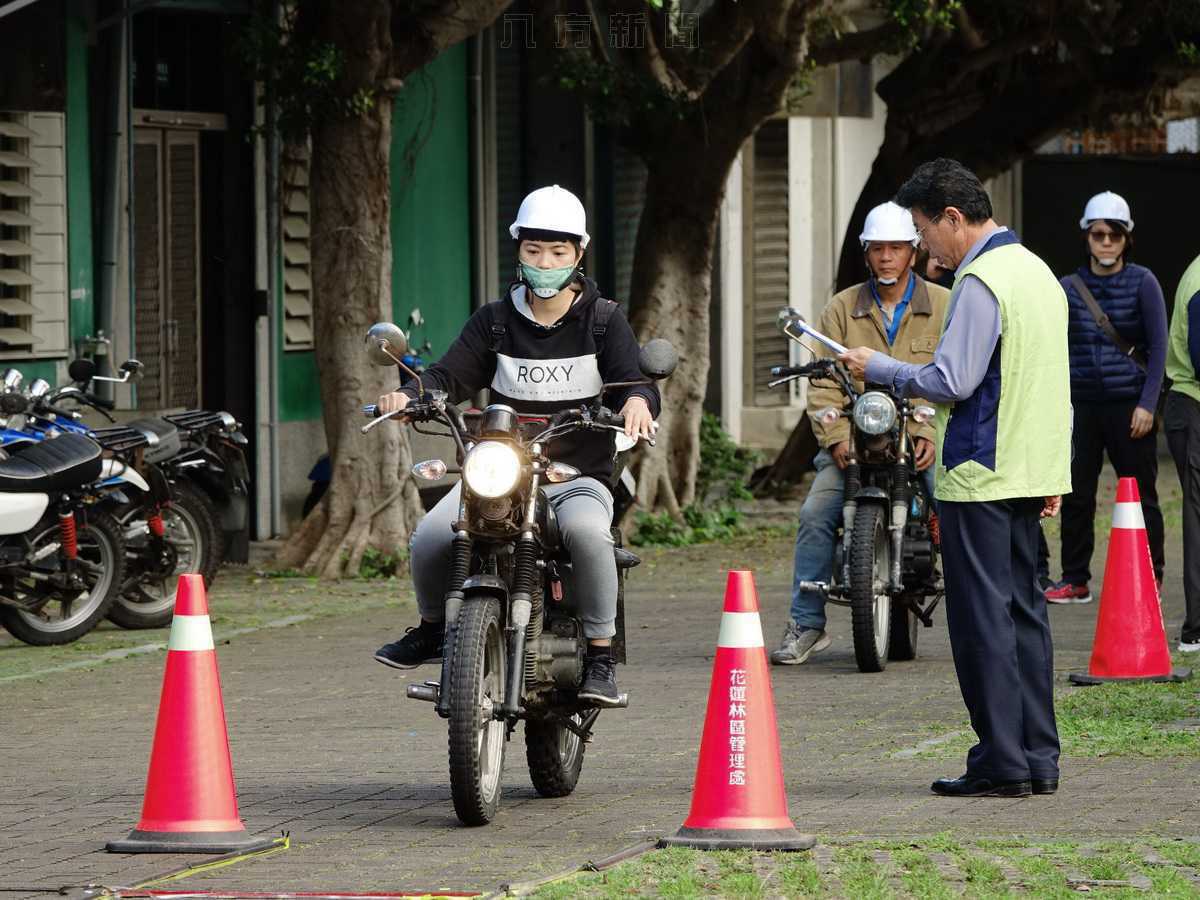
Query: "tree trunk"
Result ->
[[276, 1, 423, 577], [624, 148, 737, 515]]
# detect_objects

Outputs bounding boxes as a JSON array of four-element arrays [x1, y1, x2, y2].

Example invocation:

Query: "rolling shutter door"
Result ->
[[748, 120, 789, 407]]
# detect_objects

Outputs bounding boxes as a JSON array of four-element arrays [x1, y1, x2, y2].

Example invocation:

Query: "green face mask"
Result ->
[[520, 262, 577, 299]]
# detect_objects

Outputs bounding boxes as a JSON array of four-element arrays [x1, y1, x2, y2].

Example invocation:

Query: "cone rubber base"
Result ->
[[1069, 667, 1192, 686], [659, 825, 815, 851], [106, 829, 278, 854]]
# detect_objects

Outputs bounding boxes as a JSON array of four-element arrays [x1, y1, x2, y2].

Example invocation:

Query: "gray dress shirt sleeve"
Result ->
[[863, 274, 1002, 403]]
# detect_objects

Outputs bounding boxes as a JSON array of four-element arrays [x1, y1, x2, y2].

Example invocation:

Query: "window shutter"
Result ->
[[748, 120, 790, 407], [281, 143, 313, 350], [0, 111, 69, 357], [611, 144, 646, 306]]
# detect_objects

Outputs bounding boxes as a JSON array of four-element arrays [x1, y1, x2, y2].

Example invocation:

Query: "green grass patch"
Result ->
[[531, 839, 1200, 899], [1056, 677, 1200, 758], [902, 667, 1200, 760], [831, 846, 893, 900]]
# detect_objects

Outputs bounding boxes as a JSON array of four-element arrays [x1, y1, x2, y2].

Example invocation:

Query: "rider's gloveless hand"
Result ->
[[830, 441, 852, 469], [378, 391, 410, 416], [620, 396, 654, 441], [912, 437, 936, 471]]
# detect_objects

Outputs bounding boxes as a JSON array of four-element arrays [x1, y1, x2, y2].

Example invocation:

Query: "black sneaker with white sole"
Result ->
[[374, 621, 444, 669], [578, 650, 621, 706]]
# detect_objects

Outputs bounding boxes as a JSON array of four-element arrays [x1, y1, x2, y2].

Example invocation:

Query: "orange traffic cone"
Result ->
[[107, 574, 276, 853], [1069, 478, 1191, 685], [660, 570, 814, 850]]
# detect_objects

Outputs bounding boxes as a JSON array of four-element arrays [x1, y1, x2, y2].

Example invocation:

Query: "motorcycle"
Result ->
[[770, 308, 942, 673], [65, 356, 250, 564], [361, 322, 675, 825], [0, 431, 127, 645], [8, 361, 224, 629]]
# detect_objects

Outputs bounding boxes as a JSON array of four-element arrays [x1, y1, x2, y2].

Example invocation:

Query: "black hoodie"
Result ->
[[399, 277, 661, 486]]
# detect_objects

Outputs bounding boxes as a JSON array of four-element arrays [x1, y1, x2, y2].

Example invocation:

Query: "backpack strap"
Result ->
[[1068, 274, 1147, 371], [488, 296, 510, 354], [592, 298, 619, 358]]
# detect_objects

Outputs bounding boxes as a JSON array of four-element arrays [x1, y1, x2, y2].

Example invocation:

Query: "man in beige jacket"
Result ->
[[772, 202, 952, 665]]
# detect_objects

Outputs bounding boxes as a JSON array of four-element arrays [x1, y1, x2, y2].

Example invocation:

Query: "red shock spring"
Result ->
[[59, 512, 78, 560], [148, 511, 166, 538]]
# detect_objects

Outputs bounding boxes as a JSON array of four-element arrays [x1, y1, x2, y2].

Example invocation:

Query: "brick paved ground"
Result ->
[[1, 474, 1196, 897]]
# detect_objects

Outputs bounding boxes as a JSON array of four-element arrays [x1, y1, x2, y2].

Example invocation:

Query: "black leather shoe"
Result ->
[[931, 775, 1032, 797], [1032, 778, 1058, 795]]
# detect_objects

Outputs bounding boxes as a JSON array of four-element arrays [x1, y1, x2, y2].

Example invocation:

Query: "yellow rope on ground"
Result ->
[[130, 834, 292, 889]]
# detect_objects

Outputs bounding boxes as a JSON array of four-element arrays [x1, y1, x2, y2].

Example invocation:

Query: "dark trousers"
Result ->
[[1061, 399, 1164, 584], [940, 498, 1060, 781], [1165, 393, 1200, 643]]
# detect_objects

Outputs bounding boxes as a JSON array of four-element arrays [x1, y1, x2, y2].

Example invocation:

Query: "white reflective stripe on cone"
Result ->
[[1112, 502, 1146, 530], [718, 611, 764, 648], [168, 614, 215, 652]]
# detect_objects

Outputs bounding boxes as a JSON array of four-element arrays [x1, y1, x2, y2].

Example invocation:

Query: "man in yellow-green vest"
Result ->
[[840, 159, 1072, 799], [1164, 252, 1200, 654]]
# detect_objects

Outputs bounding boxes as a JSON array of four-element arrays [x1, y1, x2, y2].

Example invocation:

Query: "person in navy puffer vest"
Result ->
[[1041, 191, 1168, 604]]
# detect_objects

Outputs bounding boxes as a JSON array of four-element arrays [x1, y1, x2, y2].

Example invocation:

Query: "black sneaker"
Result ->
[[374, 621, 444, 669], [578, 651, 621, 706]]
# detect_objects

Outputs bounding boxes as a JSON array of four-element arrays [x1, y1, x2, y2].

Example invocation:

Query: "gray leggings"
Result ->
[[410, 477, 617, 639]]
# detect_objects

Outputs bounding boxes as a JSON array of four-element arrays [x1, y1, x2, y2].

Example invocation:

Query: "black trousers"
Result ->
[[1061, 399, 1164, 584], [1165, 393, 1200, 643], [940, 498, 1060, 781]]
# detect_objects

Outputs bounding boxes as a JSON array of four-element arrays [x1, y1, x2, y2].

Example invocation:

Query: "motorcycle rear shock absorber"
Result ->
[[841, 460, 860, 587], [503, 533, 539, 716], [58, 511, 78, 561], [890, 460, 910, 591], [148, 509, 166, 538], [435, 530, 473, 719]]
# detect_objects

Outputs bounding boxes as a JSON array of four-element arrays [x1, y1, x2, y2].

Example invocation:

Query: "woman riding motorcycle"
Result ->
[[373, 185, 659, 705]]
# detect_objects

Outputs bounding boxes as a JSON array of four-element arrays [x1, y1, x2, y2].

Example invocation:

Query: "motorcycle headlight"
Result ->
[[462, 441, 522, 499], [852, 391, 897, 436]]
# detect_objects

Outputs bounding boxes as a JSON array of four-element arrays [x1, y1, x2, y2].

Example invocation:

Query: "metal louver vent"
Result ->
[[0, 111, 69, 358], [281, 143, 313, 350], [749, 120, 790, 407]]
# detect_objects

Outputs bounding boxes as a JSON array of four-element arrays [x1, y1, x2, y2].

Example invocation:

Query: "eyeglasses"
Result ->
[[915, 214, 944, 243], [1087, 229, 1124, 244]]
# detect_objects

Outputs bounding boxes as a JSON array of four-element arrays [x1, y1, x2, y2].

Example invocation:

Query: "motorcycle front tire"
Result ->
[[448, 596, 508, 826], [848, 503, 891, 673]]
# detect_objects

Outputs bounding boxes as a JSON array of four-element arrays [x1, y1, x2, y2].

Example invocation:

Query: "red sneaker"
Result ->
[[1044, 581, 1092, 604]]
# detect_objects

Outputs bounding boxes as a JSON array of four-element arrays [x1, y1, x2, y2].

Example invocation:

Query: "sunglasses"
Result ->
[[1087, 229, 1125, 243]]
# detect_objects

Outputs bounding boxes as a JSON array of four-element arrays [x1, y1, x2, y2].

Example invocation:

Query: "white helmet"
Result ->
[[1079, 191, 1134, 231], [509, 185, 590, 249], [859, 201, 919, 249]]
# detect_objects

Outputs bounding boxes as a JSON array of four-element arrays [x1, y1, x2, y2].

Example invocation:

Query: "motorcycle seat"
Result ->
[[129, 418, 182, 464], [0, 433, 102, 493]]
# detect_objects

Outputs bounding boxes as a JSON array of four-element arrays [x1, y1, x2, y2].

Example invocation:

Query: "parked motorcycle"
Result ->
[[12, 361, 221, 629], [0, 432, 126, 645], [770, 308, 942, 673], [62, 357, 250, 622], [361, 322, 675, 825]]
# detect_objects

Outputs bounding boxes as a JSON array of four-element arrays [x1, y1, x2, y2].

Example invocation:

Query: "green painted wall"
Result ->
[[65, 8, 94, 345], [390, 43, 471, 363], [16, 360, 60, 384], [279, 45, 470, 423]]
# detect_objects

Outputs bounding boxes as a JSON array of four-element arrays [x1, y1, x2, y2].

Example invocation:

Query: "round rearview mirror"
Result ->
[[776, 307, 805, 334], [68, 358, 98, 383], [638, 339, 678, 380], [365, 322, 409, 367]]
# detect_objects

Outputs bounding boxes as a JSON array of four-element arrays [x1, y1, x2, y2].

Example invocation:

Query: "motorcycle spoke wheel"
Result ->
[[849, 504, 891, 673], [525, 713, 587, 798], [0, 512, 125, 646], [447, 597, 507, 825]]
